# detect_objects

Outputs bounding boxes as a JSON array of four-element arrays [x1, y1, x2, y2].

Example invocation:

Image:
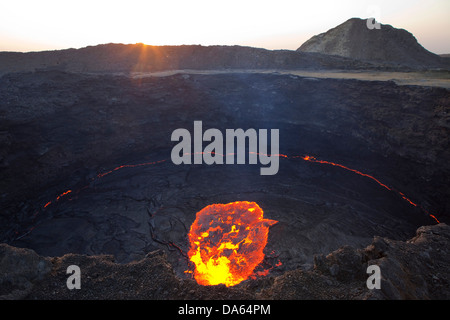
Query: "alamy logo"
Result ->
[[367, 17, 381, 30], [366, 265, 381, 289], [171, 121, 280, 175], [66, 265, 81, 290], [366, 5, 381, 30]]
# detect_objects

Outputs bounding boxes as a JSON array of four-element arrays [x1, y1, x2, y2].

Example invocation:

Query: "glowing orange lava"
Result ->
[[302, 155, 440, 223], [187, 201, 277, 287]]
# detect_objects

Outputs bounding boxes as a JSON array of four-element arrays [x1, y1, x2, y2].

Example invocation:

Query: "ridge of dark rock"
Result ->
[[1, 223, 448, 299], [0, 42, 422, 76]]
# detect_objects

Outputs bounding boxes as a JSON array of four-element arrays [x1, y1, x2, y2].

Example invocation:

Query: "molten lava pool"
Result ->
[[187, 201, 277, 287]]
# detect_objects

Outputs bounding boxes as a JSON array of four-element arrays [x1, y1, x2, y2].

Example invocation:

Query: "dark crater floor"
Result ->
[[0, 70, 448, 281]]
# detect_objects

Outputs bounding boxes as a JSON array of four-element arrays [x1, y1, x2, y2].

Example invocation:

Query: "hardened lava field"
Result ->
[[0, 71, 448, 281]]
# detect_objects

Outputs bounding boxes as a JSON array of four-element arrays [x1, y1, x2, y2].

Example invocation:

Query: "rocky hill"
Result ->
[[297, 18, 445, 68]]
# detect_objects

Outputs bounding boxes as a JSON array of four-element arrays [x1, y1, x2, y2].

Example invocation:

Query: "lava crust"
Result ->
[[0, 70, 448, 292]]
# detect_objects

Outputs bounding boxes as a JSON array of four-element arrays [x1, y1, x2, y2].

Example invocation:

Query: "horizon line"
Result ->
[[1, 42, 449, 56]]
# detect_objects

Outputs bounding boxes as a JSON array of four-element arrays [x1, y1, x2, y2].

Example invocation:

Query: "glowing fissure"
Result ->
[[300, 155, 440, 224], [301, 155, 391, 191], [15, 152, 440, 241], [187, 201, 277, 287], [96, 159, 167, 178], [43, 189, 72, 209]]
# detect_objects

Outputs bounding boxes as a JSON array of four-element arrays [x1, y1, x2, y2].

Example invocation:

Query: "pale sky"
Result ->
[[0, 0, 449, 54]]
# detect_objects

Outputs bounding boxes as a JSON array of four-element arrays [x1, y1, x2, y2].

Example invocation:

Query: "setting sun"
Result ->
[[0, 0, 449, 53]]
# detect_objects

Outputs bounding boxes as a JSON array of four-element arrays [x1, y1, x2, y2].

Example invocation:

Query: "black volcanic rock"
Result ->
[[0, 70, 448, 281], [0, 244, 52, 299], [1, 223, 449, 299], [297, 18, 444, 68], [262, 223, 450, 299]]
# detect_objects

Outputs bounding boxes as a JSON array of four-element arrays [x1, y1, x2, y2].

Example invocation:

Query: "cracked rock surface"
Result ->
[[0, 69, 448, 298]]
